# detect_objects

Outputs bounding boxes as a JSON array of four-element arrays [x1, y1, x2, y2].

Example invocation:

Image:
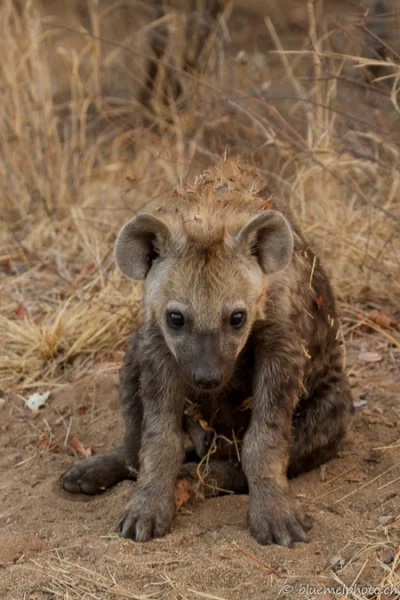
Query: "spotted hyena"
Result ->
[[62, 159, 353, 547]]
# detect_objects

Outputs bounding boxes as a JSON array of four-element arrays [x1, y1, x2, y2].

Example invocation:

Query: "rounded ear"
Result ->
[[235, 210, 294, 274], [115, 214, 171, 280]]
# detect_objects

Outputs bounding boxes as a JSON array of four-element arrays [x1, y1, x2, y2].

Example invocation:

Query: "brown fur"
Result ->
[[62, 158, 353, 547]]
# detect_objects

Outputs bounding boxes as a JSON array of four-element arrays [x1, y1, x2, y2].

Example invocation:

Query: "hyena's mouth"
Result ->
[[190, 374, 227, 393]]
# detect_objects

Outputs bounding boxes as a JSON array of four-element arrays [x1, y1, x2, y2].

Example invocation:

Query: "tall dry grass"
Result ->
[[0, 0, 399, 393]]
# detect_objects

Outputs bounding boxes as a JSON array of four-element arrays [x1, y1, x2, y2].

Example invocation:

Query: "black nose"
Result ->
[[192, 372, 222, 390]]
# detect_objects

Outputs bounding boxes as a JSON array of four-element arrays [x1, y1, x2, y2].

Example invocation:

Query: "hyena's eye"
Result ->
[[167, 311, 185, 329], [230, 311, 246, 329]]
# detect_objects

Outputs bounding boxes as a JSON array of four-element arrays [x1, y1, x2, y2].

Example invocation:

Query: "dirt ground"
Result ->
[[0, 0, 399, 598], [0, 333, 399, 600]]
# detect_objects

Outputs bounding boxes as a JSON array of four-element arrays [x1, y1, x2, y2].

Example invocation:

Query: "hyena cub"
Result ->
[[62, 159, 353, 547]]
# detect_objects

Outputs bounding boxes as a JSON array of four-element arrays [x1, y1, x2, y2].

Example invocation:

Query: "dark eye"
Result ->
[[230, 311, 246, 328], [167, 311, 185, 329]]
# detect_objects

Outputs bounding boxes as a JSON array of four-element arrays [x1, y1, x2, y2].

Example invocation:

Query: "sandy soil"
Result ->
[[0, 334, 399, 600]]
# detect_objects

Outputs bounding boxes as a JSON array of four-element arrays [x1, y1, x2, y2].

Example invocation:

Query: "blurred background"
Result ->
[[0, 0, 399, 389]]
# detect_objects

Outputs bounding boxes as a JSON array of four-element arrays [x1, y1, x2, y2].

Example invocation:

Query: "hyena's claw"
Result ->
[[118, 493, 175, 542]]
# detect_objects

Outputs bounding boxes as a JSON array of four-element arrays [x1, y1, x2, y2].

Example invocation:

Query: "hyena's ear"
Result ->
[[115, 214, 171, 279], [236, 210, 293, 274]]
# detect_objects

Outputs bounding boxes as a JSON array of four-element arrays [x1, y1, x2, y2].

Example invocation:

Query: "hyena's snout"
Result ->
[[191, 333, 225, 391], [193, 368, 222, 390]]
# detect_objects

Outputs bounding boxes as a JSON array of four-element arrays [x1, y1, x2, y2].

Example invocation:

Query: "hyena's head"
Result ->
[[115, 209, 293, 392]]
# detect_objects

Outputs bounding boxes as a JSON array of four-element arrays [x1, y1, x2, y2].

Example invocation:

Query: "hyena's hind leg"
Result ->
[[179, 460, 248, 497], [61, 330, 143, 495], [287, 370, 354, 478], [181, 416, 248, 495], [61, 449, 136, 495]]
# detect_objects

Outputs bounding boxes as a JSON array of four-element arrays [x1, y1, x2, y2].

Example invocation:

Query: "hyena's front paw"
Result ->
[[61, 450, 133, 495], [118, 491, 175, 542], [249, 485, 311, 547]]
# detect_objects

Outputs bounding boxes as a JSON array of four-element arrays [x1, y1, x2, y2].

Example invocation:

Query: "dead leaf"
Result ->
[[13, 305, 26, 320], [345, 470, 367, 482], [262, 199, 273, 210], [359, 352, 383, 363], [38, 433, 54, 451], [0, 258, 11, 269], [199, 418, 213, 432], [367, 309, 397, 330], [184, 402, 202, 422], [70, 436, 92, 459], [315, 296, 323, 309], [383, 492, 397, 503], [240, 396, 253, 411], [174, 479, 192, 511], [78, 406, 87, 416], [80, 263, 95, 276]]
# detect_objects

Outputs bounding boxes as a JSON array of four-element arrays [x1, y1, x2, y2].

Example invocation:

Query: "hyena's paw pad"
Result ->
[[61, 454, 126, 495], [118, 494, 175, 542]]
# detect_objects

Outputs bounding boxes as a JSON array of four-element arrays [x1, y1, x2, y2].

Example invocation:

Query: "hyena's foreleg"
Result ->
[[118, 326, 186, 542]]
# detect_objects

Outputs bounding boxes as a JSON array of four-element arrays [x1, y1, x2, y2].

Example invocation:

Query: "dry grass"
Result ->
[[16, 523, 400, 600], [25, 554, 233, 599], [26, 555, 154, 599], [1, 0, 399, 393], [0, 2, 399, 597]]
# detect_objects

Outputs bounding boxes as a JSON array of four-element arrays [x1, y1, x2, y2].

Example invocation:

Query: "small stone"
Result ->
[[252, 52, 267, 69], [364, 450, 381, 463], [235, 50, 247, 64], [25, 391, 50, 411], [329, 554, 345, 567], [353, 399, 367, 408], [260, 80, 271, 92], [380, 545, 394, 564], [378, 515, 394, 525], [359, 351, 383, 363]]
